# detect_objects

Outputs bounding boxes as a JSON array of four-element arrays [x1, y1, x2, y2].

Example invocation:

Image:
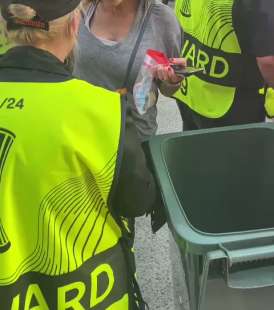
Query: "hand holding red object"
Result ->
[[153, 58, 187, 84]]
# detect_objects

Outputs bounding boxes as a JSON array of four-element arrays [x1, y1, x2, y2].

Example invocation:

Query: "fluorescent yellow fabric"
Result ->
[[265, 88, 274, 117], [0, 79, 129, 308], [174, 0, 242, 118], [106, 294, 129, 309]]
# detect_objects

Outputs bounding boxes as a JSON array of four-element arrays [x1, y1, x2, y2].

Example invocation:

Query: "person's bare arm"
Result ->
[[257, 56, 274, 88]]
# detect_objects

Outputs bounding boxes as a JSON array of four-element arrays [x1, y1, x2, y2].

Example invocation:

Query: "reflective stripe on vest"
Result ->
[[0, 79, 129, 309], [174, 0, 248, 118]]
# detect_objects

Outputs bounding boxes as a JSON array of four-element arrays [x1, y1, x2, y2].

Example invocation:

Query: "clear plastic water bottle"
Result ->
[[133, 49, 170, 115], [133, 58, 154, 115], [133, 67, 154, 115]]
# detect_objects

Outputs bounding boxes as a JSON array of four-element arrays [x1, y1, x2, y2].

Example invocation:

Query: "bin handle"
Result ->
[[222, 244, 274, 289], [224, 244, 274, 266]]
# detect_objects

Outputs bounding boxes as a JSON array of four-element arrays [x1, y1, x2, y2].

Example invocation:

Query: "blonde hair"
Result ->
[[3, 4, 80, 45]]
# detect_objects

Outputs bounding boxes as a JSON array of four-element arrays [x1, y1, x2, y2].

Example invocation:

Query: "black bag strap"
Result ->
[[121, 2, 154, 91]]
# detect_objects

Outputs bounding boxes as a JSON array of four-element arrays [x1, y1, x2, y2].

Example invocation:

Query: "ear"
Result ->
[[69, 10, 81, 38]]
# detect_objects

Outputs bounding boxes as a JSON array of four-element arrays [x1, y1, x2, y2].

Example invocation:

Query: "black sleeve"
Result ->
[[234, 0, 274, 57], [111, 95, 156, 218]]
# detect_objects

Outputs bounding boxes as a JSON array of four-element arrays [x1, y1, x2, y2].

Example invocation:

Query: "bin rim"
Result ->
[[149, 123, 274, 254]]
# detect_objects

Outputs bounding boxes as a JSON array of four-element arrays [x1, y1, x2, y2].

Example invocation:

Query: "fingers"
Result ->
[[153, 64, 169, 81], [153, 64, 183, 84], [169, 57, 187, 67], [158, 65, 168, 80], [167, 67, 182, 83]]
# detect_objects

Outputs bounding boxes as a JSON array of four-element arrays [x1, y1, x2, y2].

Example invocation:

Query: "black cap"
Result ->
[[1, 0, 81, 30]]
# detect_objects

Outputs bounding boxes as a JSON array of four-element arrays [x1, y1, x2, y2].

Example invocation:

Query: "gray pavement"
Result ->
[[134, 3, 182, 308], [134, 95, 186, 310]]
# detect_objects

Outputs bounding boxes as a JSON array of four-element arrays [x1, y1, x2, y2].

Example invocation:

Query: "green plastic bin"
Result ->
[[148, 123, 274, 310]]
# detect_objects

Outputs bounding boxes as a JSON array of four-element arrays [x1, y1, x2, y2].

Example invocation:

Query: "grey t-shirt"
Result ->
[[74, 0, 182, 140]]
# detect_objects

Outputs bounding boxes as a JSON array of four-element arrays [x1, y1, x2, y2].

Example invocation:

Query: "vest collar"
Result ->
[[0, 46, 71, 78]]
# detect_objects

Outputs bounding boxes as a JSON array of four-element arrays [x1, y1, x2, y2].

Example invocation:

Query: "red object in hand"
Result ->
[[146, 49, 170, 66]]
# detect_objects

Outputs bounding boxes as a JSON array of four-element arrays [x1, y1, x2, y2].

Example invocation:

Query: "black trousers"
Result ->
[[176, 91, 266, 131]]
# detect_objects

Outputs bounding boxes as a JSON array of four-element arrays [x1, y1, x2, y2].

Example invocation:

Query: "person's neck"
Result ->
[[99, 0, 139, 14], [35, 40, 72, 63]]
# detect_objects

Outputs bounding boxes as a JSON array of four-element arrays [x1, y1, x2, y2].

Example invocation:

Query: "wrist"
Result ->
[[162, 79, 181, 88], [159, 79, 182, 97]]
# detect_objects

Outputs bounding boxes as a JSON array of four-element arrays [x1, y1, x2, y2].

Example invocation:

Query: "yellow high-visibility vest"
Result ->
[[0, 78, 130, 309], [174, 0, 264, 118]]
